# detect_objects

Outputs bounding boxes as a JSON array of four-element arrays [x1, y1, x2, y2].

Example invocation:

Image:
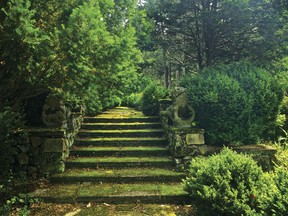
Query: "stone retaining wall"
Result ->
[[15, 110, 84, 178]]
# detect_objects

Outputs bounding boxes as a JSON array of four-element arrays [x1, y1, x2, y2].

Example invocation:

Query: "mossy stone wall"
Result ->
[[15, 110, 84, 178]]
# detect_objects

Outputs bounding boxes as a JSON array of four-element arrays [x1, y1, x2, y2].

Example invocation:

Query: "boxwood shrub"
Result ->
[[181, 62, 284, 145], [183, 148, 287, 215]]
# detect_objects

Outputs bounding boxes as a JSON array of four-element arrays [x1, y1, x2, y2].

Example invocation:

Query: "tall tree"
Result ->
[[0, 0, 51, 109], [1, 0, 146, 113], [145, 0, 288, 75]]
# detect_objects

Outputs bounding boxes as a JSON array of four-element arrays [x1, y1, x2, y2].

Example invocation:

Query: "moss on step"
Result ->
[[78, 130, 163, 138], [65, 156, 174, 168], [51, 168, 184, 178], [78, 183, 186, 196], [84, 116, 159, 123], [33, 183, 186, 198], [81, 122, 161, 130], [83, 122, 161, 126], [70, 146, 169, 157], [77, 137, 166, 141], [72, 146, 168, 152], [75, 137, 167, 147], [29, 203, 197, 216], [80, 129, 163, 133], [32, 183, 80, 200], [67, 157, 172, 163]]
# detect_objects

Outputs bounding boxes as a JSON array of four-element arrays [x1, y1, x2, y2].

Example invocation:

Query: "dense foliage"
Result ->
[[181, 62, 284, 145], [0, 0, 149, 114], [183, 148, 288, 215], [143, 0, 288, 86], [141, 81, 169, 116], [0, 107, 26, 174]]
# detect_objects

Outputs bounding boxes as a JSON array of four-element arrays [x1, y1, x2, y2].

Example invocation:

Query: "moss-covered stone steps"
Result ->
[[40, 107, 188, 205], [70, 146, 169, 157], [65, 156, 174, 169], [81, 122, 162, 130], [84, 116, 160, 123], [78, 129, 163, 138], [75, 137, 167, 147], [49, 168, 185, 183], [32, 182, 189, 204]]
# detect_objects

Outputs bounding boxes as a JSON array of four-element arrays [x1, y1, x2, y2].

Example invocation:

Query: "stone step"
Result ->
[[84, 116, 160, 123], [32, 182, 189, 204], [77, 129, 164, 138], [49, 168, 185, 183], [100, 107, 140, 114], [65, 156, 174, 169], [81, 122, 162, 130], [75, 137, 167, 147], [70, 146, 170, 157]]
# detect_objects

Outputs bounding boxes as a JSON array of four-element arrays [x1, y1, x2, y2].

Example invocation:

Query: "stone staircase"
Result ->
[[33, 107, 189, 204]]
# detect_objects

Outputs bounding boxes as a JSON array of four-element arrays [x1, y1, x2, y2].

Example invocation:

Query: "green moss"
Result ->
[[73, 146, 167, 151], [67, 157, 172, 163], [78, 137, 165, 141], [29, 203, 197, 216], [32, 184, 80, 199], [52, 168, 184, 178], [80, 129, 163, 133], [84, 122, 160, 125], [78, 183, 186, 197]]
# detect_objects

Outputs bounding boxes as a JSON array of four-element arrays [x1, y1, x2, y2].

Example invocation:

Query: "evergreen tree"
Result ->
[[0, 0, 51, 109]]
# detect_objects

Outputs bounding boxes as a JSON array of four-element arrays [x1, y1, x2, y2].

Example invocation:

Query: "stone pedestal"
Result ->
[[13, 110, 84, 177]]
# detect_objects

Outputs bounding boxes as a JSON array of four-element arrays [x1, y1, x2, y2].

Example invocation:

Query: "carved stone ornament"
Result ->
[[166, 87, 195, 128], [42, 95, 70, 128]]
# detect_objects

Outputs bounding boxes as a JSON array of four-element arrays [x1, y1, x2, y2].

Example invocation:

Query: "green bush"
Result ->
[[183, 148, 278, 215], [83, 85, 103, 115], [271, 167, 288, 215], [0, 107, 26, 174], [141, 82, 168, 116], [0, 193, 38, 216], [274, 96, 288, 143], [122, 93, 142, 109], [182, 71, 248, 144], [181, 62, 284, 145]]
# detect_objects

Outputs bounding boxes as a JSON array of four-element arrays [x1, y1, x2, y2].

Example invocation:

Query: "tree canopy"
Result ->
[[0, 0, 287, 112], [0, 0, 149, 113], [143, 0, 288, 86]]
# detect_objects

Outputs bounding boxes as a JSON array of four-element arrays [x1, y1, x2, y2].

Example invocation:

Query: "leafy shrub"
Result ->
[[0, 193, 38, 216], [0, 107, 26, 174], [122, 93, 142, 109], [183, 148, 277, 215], [83, 85, 103, 115], [182, 71, 248, 144], [181, 62, 284, 145], [141, 82, 168, 116], [0, 107, 25, 174], [273, 96, 288, 143], [271, 167, 288, 215]]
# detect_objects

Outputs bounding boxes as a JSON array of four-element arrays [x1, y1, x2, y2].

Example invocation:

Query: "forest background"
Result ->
[[0, 0, 288, 165]]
